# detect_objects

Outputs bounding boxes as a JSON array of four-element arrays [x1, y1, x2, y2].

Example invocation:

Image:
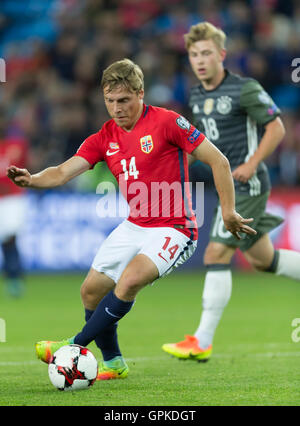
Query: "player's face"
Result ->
[[103, 85, 144, 131], [188, 39, 226, 84]]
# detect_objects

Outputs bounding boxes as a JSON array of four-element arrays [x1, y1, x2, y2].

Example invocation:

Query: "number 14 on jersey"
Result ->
[[120, 157, 139, 180]]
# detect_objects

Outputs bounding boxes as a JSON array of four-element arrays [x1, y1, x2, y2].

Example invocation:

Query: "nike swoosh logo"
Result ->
[[158, 252, 168, 263], [105, 307, 121, 318], [106, 150, 119, 156]]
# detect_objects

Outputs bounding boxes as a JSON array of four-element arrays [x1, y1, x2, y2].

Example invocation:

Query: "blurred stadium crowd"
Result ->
[[0, 0, 300, 188]]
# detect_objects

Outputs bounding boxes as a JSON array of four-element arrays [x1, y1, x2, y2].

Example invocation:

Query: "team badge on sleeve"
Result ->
[[140, 135, 153, 154], [176, 116, 191, 131], [258, 90, 272, 105]]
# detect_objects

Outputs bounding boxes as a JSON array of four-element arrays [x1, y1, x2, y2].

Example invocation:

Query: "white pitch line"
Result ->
[[1, 352, 300, 367], [0, 346, 33, 353], [0, 342, 293, 353], [214, 351, 300, 358], [0, 360, 39, 366], [0, 342, 295, 353]]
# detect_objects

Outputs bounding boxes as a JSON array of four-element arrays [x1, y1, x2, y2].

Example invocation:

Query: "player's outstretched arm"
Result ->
[[6, 156, 91, 189], [232, 117, 285, 183], [192, 138, 257, 239]]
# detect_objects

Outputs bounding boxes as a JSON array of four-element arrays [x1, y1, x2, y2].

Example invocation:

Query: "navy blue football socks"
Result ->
[[2, 237, 25, 297], [1, 237, 23, 279], [84, 308, 122, 361], [74, 290, 134, 348]]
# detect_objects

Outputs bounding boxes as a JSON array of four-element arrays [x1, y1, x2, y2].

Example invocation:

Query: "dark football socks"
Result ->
[[84, 308, 122, 361], [74, 290, 134, 349], [1, 237, 23, 279]]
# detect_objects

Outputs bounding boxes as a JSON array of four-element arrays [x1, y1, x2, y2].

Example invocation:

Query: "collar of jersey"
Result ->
[[199, 69, 230, 93]]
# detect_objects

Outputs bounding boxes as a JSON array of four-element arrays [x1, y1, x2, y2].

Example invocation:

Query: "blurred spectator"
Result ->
[[0, 112, 29, 297]]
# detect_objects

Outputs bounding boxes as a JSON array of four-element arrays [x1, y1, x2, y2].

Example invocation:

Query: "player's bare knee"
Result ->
[[120, 279, 141, 295], [80, 282, 93, 305], [204, 243, 232, 265], [80, 280, 102, 308], [203, 246, 217, 264], [204, 251, 220, 264], [80, 270, 115, 308], [116, 275, 143, 300], [247, 256, 270, 271]]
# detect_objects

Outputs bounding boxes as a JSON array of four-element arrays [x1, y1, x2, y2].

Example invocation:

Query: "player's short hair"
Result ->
[[184, 22, 226, 51], [101, 58, 144, 93]]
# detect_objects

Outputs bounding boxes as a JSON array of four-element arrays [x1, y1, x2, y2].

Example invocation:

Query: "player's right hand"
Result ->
[[6, 165, 32, 187], [223, 211, 257, 240]]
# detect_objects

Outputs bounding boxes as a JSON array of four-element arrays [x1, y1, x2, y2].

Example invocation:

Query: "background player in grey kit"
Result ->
[[162, 22, 300, 362]]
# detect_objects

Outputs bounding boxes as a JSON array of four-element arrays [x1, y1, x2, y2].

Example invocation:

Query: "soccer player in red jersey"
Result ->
[[0, 113, 28, 297], [7, 59, 256, 379]]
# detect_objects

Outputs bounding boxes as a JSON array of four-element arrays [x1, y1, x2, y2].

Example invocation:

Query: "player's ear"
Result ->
[[220, 48, 226, 63], [138, 89, 144, 101]]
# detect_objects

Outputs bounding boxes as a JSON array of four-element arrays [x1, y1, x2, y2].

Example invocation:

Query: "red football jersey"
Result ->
[[75, 104, 205, 240], [0, 137, 28, 197]]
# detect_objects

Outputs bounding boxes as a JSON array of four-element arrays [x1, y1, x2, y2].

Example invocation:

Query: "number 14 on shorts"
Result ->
[[158, 237, 179, 263]]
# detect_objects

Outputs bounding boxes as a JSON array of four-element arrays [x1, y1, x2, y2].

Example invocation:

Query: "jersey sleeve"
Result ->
[[240, 80, 281, 125], [73, 132, 104, 168], [165, 111, 206, 153]]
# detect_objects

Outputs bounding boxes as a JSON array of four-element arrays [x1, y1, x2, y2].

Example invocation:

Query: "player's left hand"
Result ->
[[232, 161, 257, 183], [223, 211, 257, 240], [6, 165, 32, 187]]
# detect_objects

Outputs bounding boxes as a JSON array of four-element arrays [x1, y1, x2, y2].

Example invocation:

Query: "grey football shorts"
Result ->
[[209, 191, 283, 252]]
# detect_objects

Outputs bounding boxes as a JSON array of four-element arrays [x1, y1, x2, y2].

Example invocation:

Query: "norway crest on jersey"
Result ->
[[140, 135, 153, 154]]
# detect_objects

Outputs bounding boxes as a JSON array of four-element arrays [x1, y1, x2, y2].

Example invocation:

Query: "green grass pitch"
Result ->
[[0, 271, 299, 406]]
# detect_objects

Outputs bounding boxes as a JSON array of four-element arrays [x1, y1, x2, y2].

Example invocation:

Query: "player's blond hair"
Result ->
[[184, 22, 226, 51], [101, 58, 144, 93]]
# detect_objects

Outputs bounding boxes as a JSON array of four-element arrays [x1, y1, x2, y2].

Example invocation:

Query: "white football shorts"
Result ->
[[0, 194, 27, 242], [92, 219, 197, 283]]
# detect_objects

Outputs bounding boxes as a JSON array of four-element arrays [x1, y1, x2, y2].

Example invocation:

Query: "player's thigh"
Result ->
[[115, 254, 159, 301], [209, 192, 278, 255], [204, 241, 236, 265], [115, 227, 196, 299], [80, 267, 115, 310], [91, 220, 142, 283], [139, 227, 197, 280], [243, 233, 274, 270]]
